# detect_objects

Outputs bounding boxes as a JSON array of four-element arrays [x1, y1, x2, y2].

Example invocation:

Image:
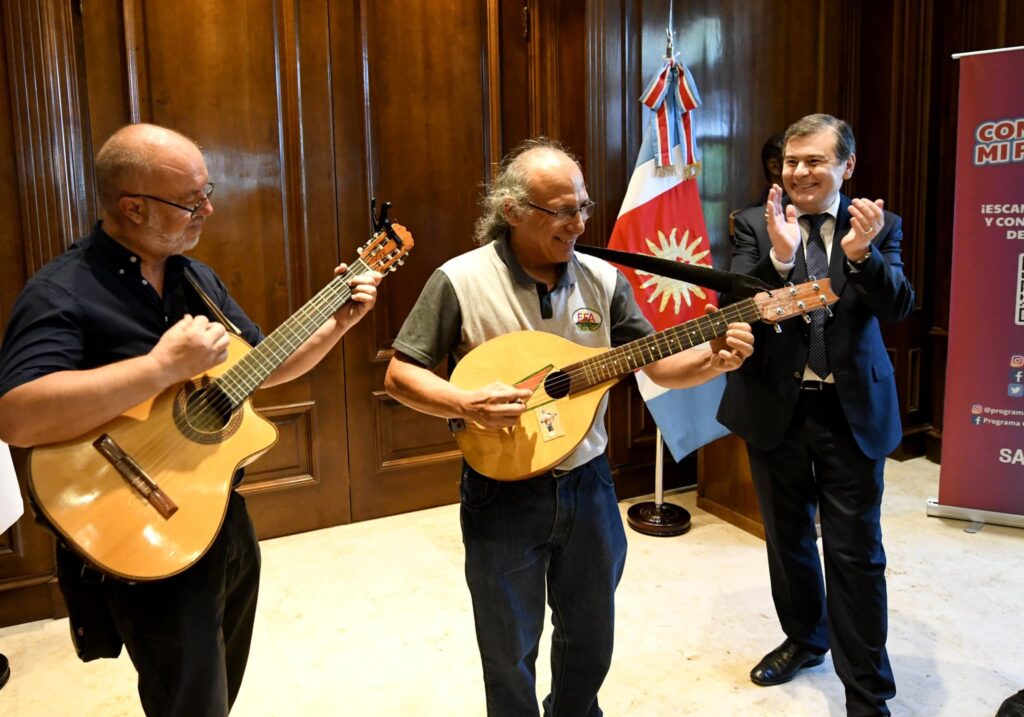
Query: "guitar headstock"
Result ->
[[359, 222, 414, 274], [755, 279, 839, 323]]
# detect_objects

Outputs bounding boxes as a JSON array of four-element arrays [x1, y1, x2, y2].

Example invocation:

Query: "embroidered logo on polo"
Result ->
[[572, 307, 602, 332]]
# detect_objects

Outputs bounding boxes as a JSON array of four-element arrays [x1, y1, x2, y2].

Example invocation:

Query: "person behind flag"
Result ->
[[751, 132, 785, 207], [717, 114, 915, 716], [385, 137, 753, 717]]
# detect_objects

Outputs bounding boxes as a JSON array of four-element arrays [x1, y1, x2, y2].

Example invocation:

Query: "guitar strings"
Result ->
[[541, 299, 763, 398], [190, 270, 361, 427], [125, 277, 359, 484], [133, 256, 378, 478]]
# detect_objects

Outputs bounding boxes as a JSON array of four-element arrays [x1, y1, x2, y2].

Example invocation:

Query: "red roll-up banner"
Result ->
[[932, 46, 1024, 526]]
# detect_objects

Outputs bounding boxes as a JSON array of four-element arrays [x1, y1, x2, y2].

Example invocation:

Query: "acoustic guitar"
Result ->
[[28, 222, 413, 581], [450, 279, 839, 480]]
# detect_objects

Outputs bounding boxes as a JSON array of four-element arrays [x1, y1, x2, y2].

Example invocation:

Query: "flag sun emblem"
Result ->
[[636, 226, 710, 315]]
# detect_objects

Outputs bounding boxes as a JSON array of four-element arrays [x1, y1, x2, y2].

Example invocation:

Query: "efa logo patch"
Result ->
[[572, 307, 602, 332]]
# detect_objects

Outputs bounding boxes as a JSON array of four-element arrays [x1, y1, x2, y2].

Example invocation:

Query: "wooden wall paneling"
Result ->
[[80, 0, 131, 174], [340, 0, 495, 521], [0, 6, 28, 326], [528, 0, 587, 158], [0, 0, 91, 627], [583, 0, 676, 494], [499, 0, 530, 152], [2, 0, 94, 273], [840, 0, 934, 458]]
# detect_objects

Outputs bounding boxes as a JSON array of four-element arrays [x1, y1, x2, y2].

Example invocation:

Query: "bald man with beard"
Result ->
[[0, 124, 381, 716]]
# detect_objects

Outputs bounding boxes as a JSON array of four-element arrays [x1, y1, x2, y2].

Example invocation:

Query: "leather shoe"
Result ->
[[997, 690, 1024, 717], [750, 639, 825, 686]]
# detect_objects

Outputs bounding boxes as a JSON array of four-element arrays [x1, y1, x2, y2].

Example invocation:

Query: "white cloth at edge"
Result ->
[[0, 441, 24, 533]]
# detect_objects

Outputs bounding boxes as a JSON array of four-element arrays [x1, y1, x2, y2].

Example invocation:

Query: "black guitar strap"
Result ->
[[183, 267, 242, 337]]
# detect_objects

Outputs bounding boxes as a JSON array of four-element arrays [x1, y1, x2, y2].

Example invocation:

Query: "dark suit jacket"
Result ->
[[716, 194, 915, 460]]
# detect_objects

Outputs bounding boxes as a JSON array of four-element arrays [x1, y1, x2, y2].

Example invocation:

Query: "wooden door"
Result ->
[[333, 1, 498, 520], [77, 0, 353, 537]]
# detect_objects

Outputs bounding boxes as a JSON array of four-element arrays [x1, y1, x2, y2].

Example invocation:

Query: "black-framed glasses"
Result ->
[[526, 199, 597, 223], [126, 182, 215, 218]]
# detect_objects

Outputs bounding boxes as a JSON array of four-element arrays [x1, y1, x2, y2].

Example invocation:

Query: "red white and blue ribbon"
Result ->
[[639, 58, 702, 169]]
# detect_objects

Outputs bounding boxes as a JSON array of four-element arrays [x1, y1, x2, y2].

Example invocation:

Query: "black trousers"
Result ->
[[103, 491, 261, 717], [747, 386, 896, 717]]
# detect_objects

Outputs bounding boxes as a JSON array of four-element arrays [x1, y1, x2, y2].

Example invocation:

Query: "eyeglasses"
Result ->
[[126, 182, 215, 218], [526, 199, 597, 223]]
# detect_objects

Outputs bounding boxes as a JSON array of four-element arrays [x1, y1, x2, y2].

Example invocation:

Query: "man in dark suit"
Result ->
[[717, 114, 915, 717]]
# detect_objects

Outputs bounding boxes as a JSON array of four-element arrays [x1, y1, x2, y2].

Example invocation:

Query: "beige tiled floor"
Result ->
[[0, 457, 1021, 716]]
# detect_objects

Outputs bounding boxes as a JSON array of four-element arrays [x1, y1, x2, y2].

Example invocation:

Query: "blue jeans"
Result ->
[[460, 454, 627, 717]]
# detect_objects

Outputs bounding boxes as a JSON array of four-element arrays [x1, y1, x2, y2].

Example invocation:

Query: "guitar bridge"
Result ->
[[93, 434, 178, 520]]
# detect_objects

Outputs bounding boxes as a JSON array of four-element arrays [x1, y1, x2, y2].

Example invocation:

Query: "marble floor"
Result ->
[[0, 457, 1021, 716]]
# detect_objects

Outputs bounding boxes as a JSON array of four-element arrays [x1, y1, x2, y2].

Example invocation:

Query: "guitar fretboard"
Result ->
[[211, 258, 373, 406], [561, 298, 761, 393]]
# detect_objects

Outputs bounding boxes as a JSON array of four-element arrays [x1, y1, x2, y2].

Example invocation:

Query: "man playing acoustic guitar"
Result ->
[[0, 124, 381, 716], [385, 138, 754, 717]]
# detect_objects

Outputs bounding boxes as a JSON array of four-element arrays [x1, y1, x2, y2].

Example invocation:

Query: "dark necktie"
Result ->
[[804, 214, 830, 379]]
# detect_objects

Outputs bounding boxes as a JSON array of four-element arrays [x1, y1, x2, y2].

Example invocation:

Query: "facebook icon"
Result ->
[[1012, 368, 1024, 383]]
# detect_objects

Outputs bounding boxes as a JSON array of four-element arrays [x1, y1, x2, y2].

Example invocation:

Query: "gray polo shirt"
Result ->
[[393, 238, 652, 470]]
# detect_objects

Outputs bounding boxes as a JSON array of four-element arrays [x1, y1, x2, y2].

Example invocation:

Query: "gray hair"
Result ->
[[783, 113, 856, 162], [473, 137, 580, 245]]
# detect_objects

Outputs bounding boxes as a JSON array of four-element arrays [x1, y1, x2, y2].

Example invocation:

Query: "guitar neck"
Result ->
[[562, 298, 761, 393], [213, 258, 372, 405]]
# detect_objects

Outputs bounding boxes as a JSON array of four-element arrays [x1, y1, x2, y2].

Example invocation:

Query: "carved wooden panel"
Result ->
[[2, 0, 93, 271], [0, 0, 81, 629]]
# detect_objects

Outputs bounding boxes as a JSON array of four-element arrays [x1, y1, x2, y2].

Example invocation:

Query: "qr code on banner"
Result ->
[[1019, 253, 1024, 325]]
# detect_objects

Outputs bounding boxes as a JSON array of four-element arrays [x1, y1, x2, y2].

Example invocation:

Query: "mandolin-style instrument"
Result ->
[[450, 279, 838, 480]]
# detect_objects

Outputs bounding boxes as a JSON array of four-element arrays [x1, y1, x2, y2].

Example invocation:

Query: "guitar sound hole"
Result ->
[[184, 386, 234, 433], [544, 370, 570, 399]]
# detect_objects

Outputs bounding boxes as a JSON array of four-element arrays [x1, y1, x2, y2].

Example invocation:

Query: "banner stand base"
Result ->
[[925, 498, 1024, 530]]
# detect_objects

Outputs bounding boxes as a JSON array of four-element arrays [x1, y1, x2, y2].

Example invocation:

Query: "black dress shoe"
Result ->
[[997, 689, 1024, 717], [750, 639, 826, 686], [0, 653, 9, 691]]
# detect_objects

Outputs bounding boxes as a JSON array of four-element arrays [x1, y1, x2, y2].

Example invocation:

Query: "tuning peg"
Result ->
[[773, 324, 783, 334], [824, 306, 833, 318], [802, 313, 812, 324]]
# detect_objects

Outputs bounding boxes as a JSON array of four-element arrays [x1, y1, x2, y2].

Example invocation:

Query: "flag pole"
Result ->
[[626, 428, 692, 536]]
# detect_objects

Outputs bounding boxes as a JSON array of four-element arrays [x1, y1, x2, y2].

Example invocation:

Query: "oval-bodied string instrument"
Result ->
[[450, 279, 838, 480]]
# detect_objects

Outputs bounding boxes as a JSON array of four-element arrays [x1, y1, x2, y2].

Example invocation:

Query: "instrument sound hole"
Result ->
[[184, 386, 233, 433], [544, 370, 570, 399]]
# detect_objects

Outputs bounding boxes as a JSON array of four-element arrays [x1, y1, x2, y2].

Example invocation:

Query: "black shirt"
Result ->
[[0, 223, 263, 398]]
